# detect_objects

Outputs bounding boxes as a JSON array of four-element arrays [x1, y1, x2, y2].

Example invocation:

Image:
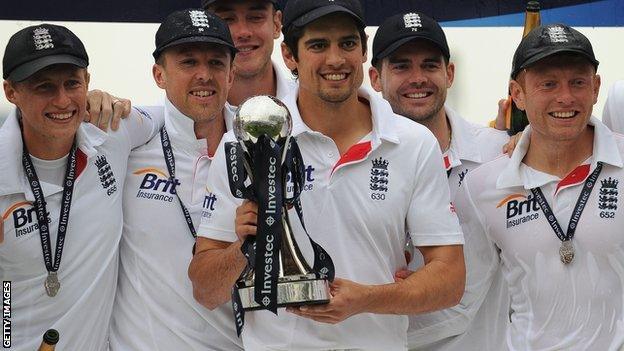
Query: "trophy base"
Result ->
[[238, 274, 330, 311]]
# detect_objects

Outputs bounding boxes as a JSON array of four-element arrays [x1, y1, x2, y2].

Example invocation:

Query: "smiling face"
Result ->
[[209, 0, 281, 79], [282, 13, 366, 104], [4, 64, 89, 152], [370, 39, 453, 124], [153, 42, 234, 122], [510, 54, 600, 143]]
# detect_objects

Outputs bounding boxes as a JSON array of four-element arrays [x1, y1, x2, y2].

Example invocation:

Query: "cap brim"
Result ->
[[8, 54, 87, 82], [292, 5, 365, 29], [514, 47, 600, 78], [153, 36, 238, 59], [374, 36, 449, 65]]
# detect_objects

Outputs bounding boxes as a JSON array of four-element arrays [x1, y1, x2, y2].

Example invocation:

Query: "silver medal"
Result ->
[[45, 272, 60, 297], [559, 240, 575, 264]]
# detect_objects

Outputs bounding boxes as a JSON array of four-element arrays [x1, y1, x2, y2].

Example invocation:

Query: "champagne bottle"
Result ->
[[505, 1, 541, 134], [37, 329, 59, 351]]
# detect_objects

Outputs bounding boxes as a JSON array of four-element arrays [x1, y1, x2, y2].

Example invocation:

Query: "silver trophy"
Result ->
[[233, 95, 331, 311]]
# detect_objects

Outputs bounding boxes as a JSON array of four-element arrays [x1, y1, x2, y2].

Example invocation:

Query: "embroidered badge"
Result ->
[[599, 177, 618, 219], [95, 155, 117, 196], [370, 157, 389, 200]]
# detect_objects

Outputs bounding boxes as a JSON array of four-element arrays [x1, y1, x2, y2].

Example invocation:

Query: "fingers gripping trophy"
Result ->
[[225, 95, 335, 334]]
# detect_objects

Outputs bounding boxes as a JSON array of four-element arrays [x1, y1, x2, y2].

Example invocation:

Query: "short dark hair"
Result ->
[[203, 0, 277, 13]]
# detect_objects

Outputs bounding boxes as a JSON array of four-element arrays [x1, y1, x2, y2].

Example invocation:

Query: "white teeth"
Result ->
[[48, 112, 72, 120], [191, 91, 215, 97], [405, 93, 428, 98], [551, 111, 575, 118], [237, 47, 254, 52], [323, 73, 346, 81]]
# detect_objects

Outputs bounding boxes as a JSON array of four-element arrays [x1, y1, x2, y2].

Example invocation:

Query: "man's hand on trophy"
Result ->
[[235, 200, 259, 242], [286, 278, 372, 324], [86, 89, 132, 131]]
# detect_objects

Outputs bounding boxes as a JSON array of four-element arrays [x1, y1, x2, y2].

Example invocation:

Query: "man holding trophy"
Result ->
[[189, 0, 466, 349]]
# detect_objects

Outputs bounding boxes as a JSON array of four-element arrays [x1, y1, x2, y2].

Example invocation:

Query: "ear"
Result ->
[[3, 80, 18, 104], [153, 63, 167, 90], [84, 70, 91, 89], [273, 10, 283, 40], [592, 74, 601, 104], [445, 62, 455, 88], [281, 42, 297, 72], [369, 66, 383, 92], [361, 33, 368, 64], [227, 63, 235, 90], [509, 79, 526, 111]]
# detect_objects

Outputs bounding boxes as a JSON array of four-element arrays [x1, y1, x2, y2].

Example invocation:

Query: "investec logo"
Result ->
[[261, 155, 278, 303], [497, 193, 540, 229], [133, 168, 180, 203], [2, 202, 49, 238]]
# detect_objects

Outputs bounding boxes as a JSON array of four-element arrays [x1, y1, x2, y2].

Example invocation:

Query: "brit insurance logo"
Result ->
[[497, 193, 540, 229], [133, 168, 180, 203], [598, 177, 618, 219], [95, 155, 117, 196], [286, 164, 316, 195], [370, 157, 389, 201], [2, 202, 49, 239], [201, 187, 218, 220]]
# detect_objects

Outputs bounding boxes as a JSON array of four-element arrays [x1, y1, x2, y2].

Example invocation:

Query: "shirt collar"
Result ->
[[0, 108, 107, 197], [163, 98, 233, 153], [285, 85, 400, 147], [497, 116, 623, 190], [446, 105, 486, 165], [274, 58, 297, 100]]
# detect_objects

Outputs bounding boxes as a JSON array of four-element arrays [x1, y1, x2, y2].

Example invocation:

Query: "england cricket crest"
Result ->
[[599, 177, 618, 219], [370, 157, 389, 201], [95, 155, 117, 196]]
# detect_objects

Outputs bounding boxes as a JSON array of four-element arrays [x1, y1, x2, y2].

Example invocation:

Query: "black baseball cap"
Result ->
[[153, 8, 237, 60], [372, 12, 449, 67], [282, 0, 365, 35], [511, 23, 599, 78], [201, 0, 279, 9], [3, 24, 88, 82]]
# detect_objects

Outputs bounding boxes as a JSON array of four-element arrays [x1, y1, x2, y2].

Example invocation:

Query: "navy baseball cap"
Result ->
[[511, 23, 599, 78], [153, 9, 237, 60], [3, 24, 88, 82], [372, 12, 449, 66], [282, 0, 365, 35]]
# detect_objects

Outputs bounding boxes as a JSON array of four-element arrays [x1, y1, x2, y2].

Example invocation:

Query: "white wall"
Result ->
[[1, 20, 623, 125]]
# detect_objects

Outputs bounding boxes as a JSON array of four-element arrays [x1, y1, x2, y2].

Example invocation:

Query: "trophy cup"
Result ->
[[227, 95, 334, 315]]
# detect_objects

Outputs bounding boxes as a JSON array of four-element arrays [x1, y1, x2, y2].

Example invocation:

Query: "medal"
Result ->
[[44, 272, 60, 297], [531, 163, 603, 265], [559, 240, 575, 264]]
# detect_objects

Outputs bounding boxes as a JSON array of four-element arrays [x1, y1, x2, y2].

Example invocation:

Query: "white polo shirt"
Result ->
[[456, 117, 624, 350], [408, 107, 510, 351], [0, 108, 162, 351], [199, 86, 463, 351], [603, 80, 624, 134], [109, 99, 241, 350]]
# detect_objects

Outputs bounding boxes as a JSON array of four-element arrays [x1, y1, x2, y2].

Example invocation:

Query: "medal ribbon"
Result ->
[[21, 131, 77, 285], [530, 162, 603, 243], [160, 127, 197, 240]]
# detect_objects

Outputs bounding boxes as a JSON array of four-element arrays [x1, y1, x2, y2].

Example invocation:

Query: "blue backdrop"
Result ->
[[0, 0, 622, 26]]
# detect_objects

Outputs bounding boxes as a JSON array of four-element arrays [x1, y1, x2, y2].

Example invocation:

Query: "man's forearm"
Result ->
[[364, 245, 465, 315], [188, 239, 247, 310]]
